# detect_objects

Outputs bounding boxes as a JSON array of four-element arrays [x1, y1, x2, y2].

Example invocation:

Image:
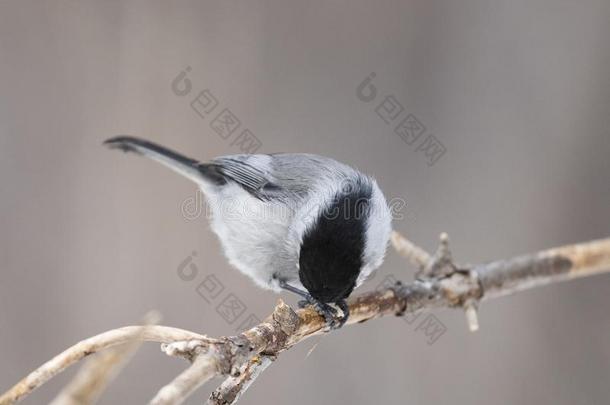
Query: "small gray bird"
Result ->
[[104, 136, 392, 328]]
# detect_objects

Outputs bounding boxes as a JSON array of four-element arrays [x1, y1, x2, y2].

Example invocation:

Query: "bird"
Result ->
[[104, 136, 392, 328]]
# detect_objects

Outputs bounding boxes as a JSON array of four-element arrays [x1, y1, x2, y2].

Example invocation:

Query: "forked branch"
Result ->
[[1, 233, 609, 405]]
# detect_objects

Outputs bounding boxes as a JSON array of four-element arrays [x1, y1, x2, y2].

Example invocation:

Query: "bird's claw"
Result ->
[[298, 298, 349, 330]]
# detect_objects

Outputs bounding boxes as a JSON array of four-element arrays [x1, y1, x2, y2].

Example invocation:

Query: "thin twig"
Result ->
[[206, 356, 275, 405], [390, 230, 432, 270], [49, 312, 161, 405], [0, 326, 206, 405], [149, 351, 220, 405]]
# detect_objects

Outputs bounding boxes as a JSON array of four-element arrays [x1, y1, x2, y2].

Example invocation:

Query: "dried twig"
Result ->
[[390, 230, 431, 270], [150, 350, 220, 405], [207, 355, 275, 405], [49, 312, 161, 405], [0, 326, 206, 405], [2, 234, 609, 405]]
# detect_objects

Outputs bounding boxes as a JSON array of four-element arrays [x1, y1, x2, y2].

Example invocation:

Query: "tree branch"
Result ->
[[2, 235, 609, 405], [48, 312, 160, 405], [207, 355, 275, 405], [390, 230, 431, 270], [150, 350, 220, 405], [0, 326, 206, 405]]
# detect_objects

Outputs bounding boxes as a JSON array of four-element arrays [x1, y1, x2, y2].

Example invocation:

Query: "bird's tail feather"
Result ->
[[103, 136, 224, 185]]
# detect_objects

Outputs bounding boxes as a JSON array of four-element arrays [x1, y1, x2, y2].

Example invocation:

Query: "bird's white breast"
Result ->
[[201, 182, 299, 291]]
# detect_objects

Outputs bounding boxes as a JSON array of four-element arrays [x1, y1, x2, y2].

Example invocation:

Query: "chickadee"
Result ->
[[104, 136, 392, 328]]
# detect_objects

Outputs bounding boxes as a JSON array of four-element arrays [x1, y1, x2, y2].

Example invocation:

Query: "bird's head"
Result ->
[[297, 177, 392, 303]]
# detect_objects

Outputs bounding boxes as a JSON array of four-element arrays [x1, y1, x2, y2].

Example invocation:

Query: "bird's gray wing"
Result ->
[[210, 153, 351, 201], [207, 155, 278, 199]]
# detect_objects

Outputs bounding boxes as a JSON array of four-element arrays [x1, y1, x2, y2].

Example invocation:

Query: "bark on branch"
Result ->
[[0, 326, 206, 404], [1, 234, 609, 405]]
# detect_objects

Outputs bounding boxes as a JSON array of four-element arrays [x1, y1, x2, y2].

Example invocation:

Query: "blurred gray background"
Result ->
[[1, 1, 610, 404]]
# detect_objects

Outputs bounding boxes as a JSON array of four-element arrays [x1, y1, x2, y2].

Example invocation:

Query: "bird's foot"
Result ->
[[298, 298, 349, 330], [335, 300, 350, 329], [276, 279, 349, 329]]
